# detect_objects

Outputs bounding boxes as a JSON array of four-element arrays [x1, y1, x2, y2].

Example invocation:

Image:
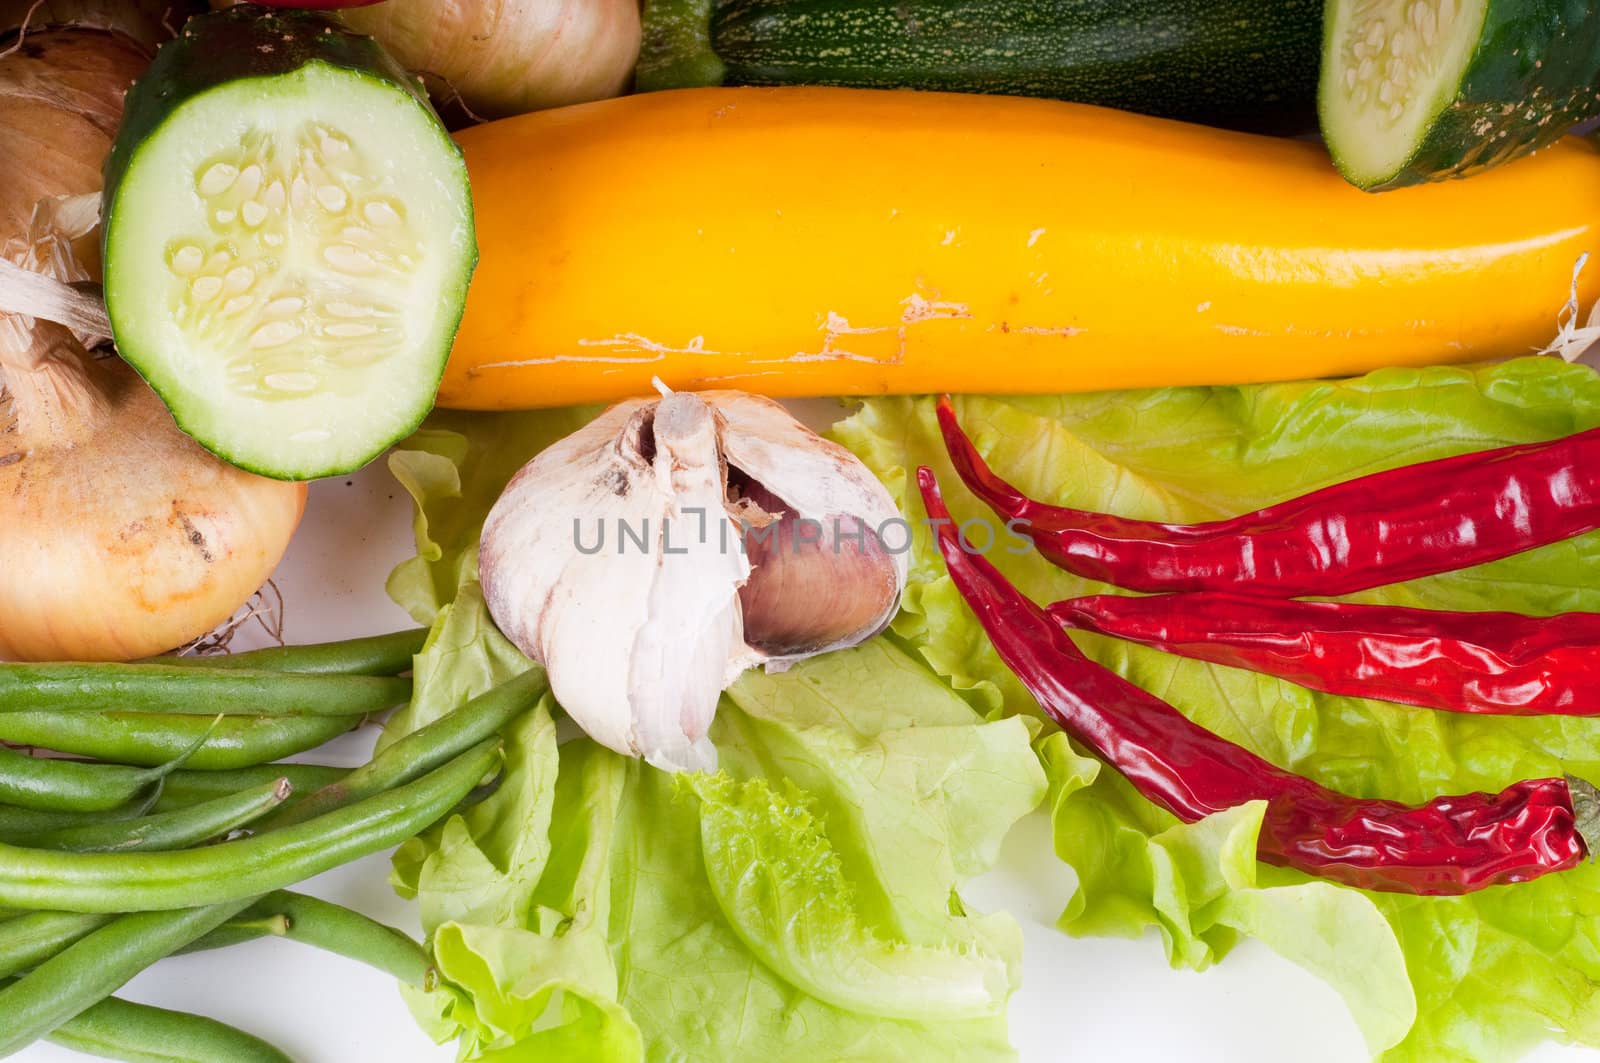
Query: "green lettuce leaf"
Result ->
[[834, 357, 1600, 1063], [383, 419, 1047, 1062]]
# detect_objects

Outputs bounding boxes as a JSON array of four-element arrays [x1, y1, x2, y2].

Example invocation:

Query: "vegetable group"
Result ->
[[102, 5, 477, 480], [441, 86, 1600, 410], [919, 467, 1600, 895]]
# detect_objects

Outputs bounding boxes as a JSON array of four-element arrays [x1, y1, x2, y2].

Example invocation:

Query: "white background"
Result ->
[[16, 463, 1600, 1063]]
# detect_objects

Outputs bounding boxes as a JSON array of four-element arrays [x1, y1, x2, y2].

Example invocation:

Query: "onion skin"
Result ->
[[0, 360, 308, 661], [340, 0, 641, 119], [0, 24, 306, 662]]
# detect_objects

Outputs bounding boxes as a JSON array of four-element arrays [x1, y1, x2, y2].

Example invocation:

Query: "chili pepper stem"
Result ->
[[1567, 776, 1600, 858]]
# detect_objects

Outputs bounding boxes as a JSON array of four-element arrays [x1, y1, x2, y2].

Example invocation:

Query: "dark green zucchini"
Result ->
[[638, 0, 1324, 133], [1320, 0, 1600, 190]]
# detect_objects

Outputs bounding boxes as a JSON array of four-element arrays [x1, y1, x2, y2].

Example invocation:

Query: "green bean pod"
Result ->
[[144, 628, 428, 677], [236, 891, 432, 987], [37, 988, 296, 1063], [181, 913, 291, 954], [0, 902, 253, 1057], [261, 667, 544, 831], [13, 778, 292, 852], [155, 763, 347, 814], [0, 912, 112, 978], [0, 740, 196, 814], [0, 663, 409, 717], [0, 741, 499, 912], [0, 787, 161, 838], [0, 711, 362, 770]]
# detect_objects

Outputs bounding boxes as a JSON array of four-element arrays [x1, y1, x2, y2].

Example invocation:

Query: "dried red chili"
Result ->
[[935, 396, 1600, 597], [918, 466, 1600, 895], [1050, 593, 1600, 716]]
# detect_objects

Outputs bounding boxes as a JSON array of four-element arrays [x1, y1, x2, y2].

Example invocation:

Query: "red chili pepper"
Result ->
[[918, 466, 1600, 895], [1050, 593, 1600, 716], [935, 396, 1600, 597]]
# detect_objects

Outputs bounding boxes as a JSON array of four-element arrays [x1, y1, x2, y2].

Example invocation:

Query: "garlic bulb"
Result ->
[[479, 390, 906, 771]]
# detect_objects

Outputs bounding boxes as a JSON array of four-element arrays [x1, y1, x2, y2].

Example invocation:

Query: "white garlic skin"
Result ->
[[479, 390, 906, 772]]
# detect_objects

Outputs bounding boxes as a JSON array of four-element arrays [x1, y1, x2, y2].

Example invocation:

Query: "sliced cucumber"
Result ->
[[1320, 0, 1600, 190], [103, 7, 475, 479]]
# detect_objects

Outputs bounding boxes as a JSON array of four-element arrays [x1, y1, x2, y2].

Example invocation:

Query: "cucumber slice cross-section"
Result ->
[[1320, 0, 1600, 190], [103, 8, 475, 480]]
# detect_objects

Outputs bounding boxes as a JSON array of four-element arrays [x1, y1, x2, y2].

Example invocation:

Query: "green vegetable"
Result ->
[[0, 710, 361, 770], [835, 356, 1600, 1063], [0, 662, 493, 1053], [12, 777, 291, 852], [0, 912, 113, 979], [0, 729, 210, 813], [156, 763, 348, 813], [0, 741, 497, 912], [379, 421, 1046, 1061], [687, 772, 1012, 1022], [233, 891, 432, 987], [29, 987, 294, 1063], [0, 903, 252, 1058], [1320, 0, 1600, 189], [0, 788, 162, 840], [144, 627, 427, 675], [256, 667, 545, 831], [639, 0, 1324, 132], [0, 662, 409, 716], [102, 6, 476, 479], [181, 913, 291, 956]]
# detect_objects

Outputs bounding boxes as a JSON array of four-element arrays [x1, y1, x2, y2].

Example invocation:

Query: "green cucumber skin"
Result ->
[[641, 0, 1324, 133], [101, 5, 474, 481], [1324, 1, 1600, 190]]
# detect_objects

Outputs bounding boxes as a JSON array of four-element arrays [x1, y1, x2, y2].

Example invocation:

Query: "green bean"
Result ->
[[0, 699, 491, 1050], [0, 729, 207, 813], [0, 662, 410, 717], [154, 763, 347, 813], [181, 913, 290, 954], [12, 778, 292, 853], [0, 906, 290, 999], [238, 891, 431, 987], [144, 628, 428, 677], [0, 711, 362, 770], [259, 667, 544, 831], [0, 786, 161, 838], [0, 912, 112, 978], [9, 982, 297, 1063], [0, 902, 251, 1057], [0, 740, 500, 913]]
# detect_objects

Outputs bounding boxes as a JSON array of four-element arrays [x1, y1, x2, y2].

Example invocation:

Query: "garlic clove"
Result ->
[[480, 394, 748, 772], [624, 393, 752, 771], [707, 391, 908, 663], [734, 478, 904, 660]]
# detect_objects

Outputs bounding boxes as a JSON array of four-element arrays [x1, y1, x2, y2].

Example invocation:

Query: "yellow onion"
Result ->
[[339, 0, 641, 120], [0, 19, 305, 661]]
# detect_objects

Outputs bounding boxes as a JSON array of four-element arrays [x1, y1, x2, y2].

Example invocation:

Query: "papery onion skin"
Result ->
[[0, 358, 308, 662], [0, 22, 307, 662], [340, 0, 641, 120]]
